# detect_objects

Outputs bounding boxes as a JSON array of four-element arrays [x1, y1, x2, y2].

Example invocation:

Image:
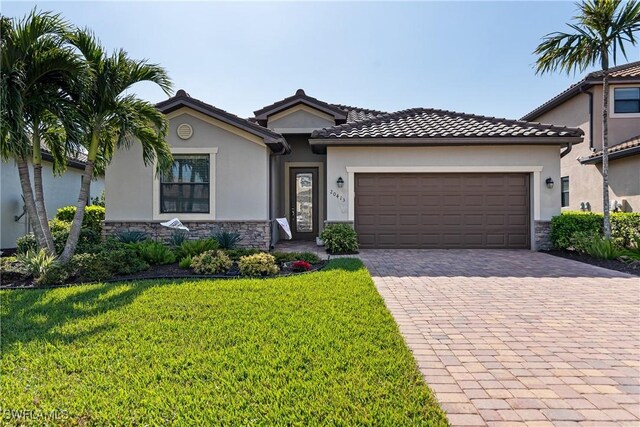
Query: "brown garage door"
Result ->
[[355, 173, 530, 249]]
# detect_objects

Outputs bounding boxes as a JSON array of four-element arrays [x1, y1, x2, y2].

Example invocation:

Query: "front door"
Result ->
[[289, 167, 319, 240]]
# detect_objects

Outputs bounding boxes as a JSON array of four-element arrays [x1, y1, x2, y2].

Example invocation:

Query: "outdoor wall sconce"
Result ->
[[336, 176, 344, 188], [545, 177, 554, 189]]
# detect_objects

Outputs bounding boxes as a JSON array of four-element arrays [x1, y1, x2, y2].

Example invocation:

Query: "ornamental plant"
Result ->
[[191, 250, 232, 275], [238, 253, 279, 277], [320, 224, 359, 254], [291, 260, 312, 272]]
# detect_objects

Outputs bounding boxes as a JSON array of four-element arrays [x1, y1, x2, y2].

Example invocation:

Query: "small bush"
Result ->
[[0, 256, 26, 281], [212, 231, 242, 250], [191, 250, 232, 275], [168, 230, 189, 248], [272, 251, 321, 265], [116, 230, 149, 244], [321, 224, 359, 254], [49, 218, 71, 233], [291, 260, 312, 272], [128, 241, 175, 265], [67, 247, 148, 282], [68, 253, 114, 282], [225, 248, 261, 261], [238, 253, 279, 277], [55, 205, 105, 232], [16, 233, 37, 254], [579, 236, 625, 260], [175, 238, 219, 261], [612, 212, 640, 247], [179, 255, 193, 269], [35, 263, 70, 286], [16, 249, 57, 278]]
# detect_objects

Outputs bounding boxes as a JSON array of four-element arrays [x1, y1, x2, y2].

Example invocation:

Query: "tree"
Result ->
[[58, 30, 173, 261], [1, 9, 84, 253], [534, 0, 640, 238]]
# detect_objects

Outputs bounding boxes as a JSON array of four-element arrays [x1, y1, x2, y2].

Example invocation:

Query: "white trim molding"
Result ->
[[152, 147, 218, 221], [610, 84, 640, 119], [344, 165, 544, 222]]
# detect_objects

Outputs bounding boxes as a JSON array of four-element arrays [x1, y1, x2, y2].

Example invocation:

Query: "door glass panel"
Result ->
[[296, 173, 313, 232]]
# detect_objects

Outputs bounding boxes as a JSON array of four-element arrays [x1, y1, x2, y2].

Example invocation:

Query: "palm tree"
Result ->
[[1, 9, 84, 253], [534, 0, 640, 238], [59, 30, 173, 261]]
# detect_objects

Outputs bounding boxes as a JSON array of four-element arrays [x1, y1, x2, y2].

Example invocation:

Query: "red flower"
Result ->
[[291, 260, 312, 272]]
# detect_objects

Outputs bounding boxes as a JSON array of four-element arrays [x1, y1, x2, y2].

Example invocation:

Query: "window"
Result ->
[[561, 176, 569, 208], [160, 154, 210, 213], [613, 87, 640, 114]]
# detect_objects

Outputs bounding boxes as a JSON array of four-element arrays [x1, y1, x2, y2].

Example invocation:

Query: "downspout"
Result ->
[[579, 86, 595, 152], [560, 142, 573, 158], [269, 143, 289, 250]]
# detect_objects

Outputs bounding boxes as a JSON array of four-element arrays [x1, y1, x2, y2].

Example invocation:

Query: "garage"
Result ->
[[355, 173, 530, 249]]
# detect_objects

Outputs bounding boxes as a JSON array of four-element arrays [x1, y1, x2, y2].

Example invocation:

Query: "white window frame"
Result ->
[[610, 85, 640, 118], [152, 147, 218, 220]]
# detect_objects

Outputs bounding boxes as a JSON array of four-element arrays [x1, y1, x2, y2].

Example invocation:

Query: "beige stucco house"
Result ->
[[105, 89, 583, 250], [522, 61, 640, 213]]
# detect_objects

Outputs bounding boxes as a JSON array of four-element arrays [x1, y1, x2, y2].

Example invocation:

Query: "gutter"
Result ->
[[560, 143, 573, 158], [579, 145, 640, 164], [308, 136, 585, 146], [579, 86, 595, 152]]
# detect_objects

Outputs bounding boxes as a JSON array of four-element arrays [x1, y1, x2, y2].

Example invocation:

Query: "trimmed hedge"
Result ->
[[550, 211, 640, 249], [55, 205, 105, 232]]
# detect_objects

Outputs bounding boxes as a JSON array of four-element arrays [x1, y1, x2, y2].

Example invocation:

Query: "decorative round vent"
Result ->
[[176, 123, 193, 140]]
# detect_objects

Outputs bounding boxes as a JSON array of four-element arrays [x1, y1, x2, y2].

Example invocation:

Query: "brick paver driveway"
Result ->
[[360, 250, 640, 427]]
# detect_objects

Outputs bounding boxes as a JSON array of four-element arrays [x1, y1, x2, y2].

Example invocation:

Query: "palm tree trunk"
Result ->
[[16, 155, 48, 250], [32, 125, 56, 253], [601, 66, 611, 238]]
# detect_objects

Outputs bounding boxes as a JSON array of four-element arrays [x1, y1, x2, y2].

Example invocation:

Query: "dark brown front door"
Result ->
[[355, 173, 530, 249], [289, 167, 319, 240]]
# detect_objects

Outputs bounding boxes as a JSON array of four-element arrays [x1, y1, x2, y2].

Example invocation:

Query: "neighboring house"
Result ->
[[522, 61, 640, 213], [105, 89, 583, 250], [1, 153, 105, 250]]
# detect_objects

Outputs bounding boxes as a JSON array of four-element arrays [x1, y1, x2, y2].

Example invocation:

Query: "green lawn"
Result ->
[[1, 259, 447, 426]]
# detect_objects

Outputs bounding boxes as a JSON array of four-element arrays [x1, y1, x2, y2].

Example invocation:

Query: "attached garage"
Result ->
[[355, 173, 530, 249]]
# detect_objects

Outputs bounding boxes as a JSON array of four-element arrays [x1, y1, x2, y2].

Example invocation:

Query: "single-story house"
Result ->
[[104, 89, 583, 250], [1, 153, 105, 250], [522, 61, 640, 213]]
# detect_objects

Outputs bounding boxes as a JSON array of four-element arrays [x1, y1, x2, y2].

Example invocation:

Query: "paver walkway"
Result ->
[[360, 249, 640, 427]]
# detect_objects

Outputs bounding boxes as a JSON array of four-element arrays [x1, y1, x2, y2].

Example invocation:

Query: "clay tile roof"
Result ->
[[580, 134, 640, 164], [331, 104, 387, 123], [521, 61, 640, 121], [310, 107, 583, 143], [253, 89, 348, 123]]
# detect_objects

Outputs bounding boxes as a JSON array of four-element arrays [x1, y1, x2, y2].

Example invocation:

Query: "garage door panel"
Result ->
[[355, 173, 530, 249]]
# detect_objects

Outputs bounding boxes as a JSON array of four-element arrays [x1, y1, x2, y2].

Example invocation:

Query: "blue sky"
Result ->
[[4, 1, 640, 120]]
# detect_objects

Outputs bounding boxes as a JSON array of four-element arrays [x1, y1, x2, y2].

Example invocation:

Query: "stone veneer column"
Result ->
[[534, 220, 552, 251]]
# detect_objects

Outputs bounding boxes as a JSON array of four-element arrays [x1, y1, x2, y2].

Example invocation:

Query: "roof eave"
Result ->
[[309, 136, 584, 147], [579, 146, 640, 164]]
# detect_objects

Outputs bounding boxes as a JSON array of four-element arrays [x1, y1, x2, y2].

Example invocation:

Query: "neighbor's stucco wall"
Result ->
[[1, 159, 105, 249], [535, 84, 640, 212], [326, 145, 561, 224], [105, 109, 270, 222]]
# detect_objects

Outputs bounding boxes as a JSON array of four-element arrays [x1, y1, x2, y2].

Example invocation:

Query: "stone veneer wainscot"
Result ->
[[103, 221, 272, 250]]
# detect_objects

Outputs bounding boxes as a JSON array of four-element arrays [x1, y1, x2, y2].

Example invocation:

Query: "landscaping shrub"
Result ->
[[116, 230, 149, 244], [16, 233, 37, 254], [16, 249, 56, 278], [68, 253, 114, 282], [168, 230, 189, 248], [55, 205, 105, 232], [225, 248, 261, 261], [175, 238, 219, 261], [35, 263, 70, 286], [320, 224, 359, 254], [191, 250, 232, 275], [67, 248, 148, 282], [212, 231, 242, 249], [578, 236, 625, 260], [238, 253, 279, 277], [49, 218, 71, 233], [179, 255, 193, 269], [291, 260, 312, 272], [127, 241, 176, 265], [272, 251, 321, 265], [550, 212, 640, 250]]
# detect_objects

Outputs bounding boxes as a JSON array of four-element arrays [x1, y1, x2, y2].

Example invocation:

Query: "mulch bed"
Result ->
[[0, 261, 327, 290], [544, 250, 640, 277]]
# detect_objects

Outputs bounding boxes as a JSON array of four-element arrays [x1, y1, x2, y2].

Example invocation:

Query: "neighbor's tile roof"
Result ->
[[521, 61, 640, 121], [311, 108, 583, 140], [580, 133, 640, 163], [332, 104, 387, 123]]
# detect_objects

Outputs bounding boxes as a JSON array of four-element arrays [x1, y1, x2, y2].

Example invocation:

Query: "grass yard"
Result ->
[[1, 259, 447, 426]]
